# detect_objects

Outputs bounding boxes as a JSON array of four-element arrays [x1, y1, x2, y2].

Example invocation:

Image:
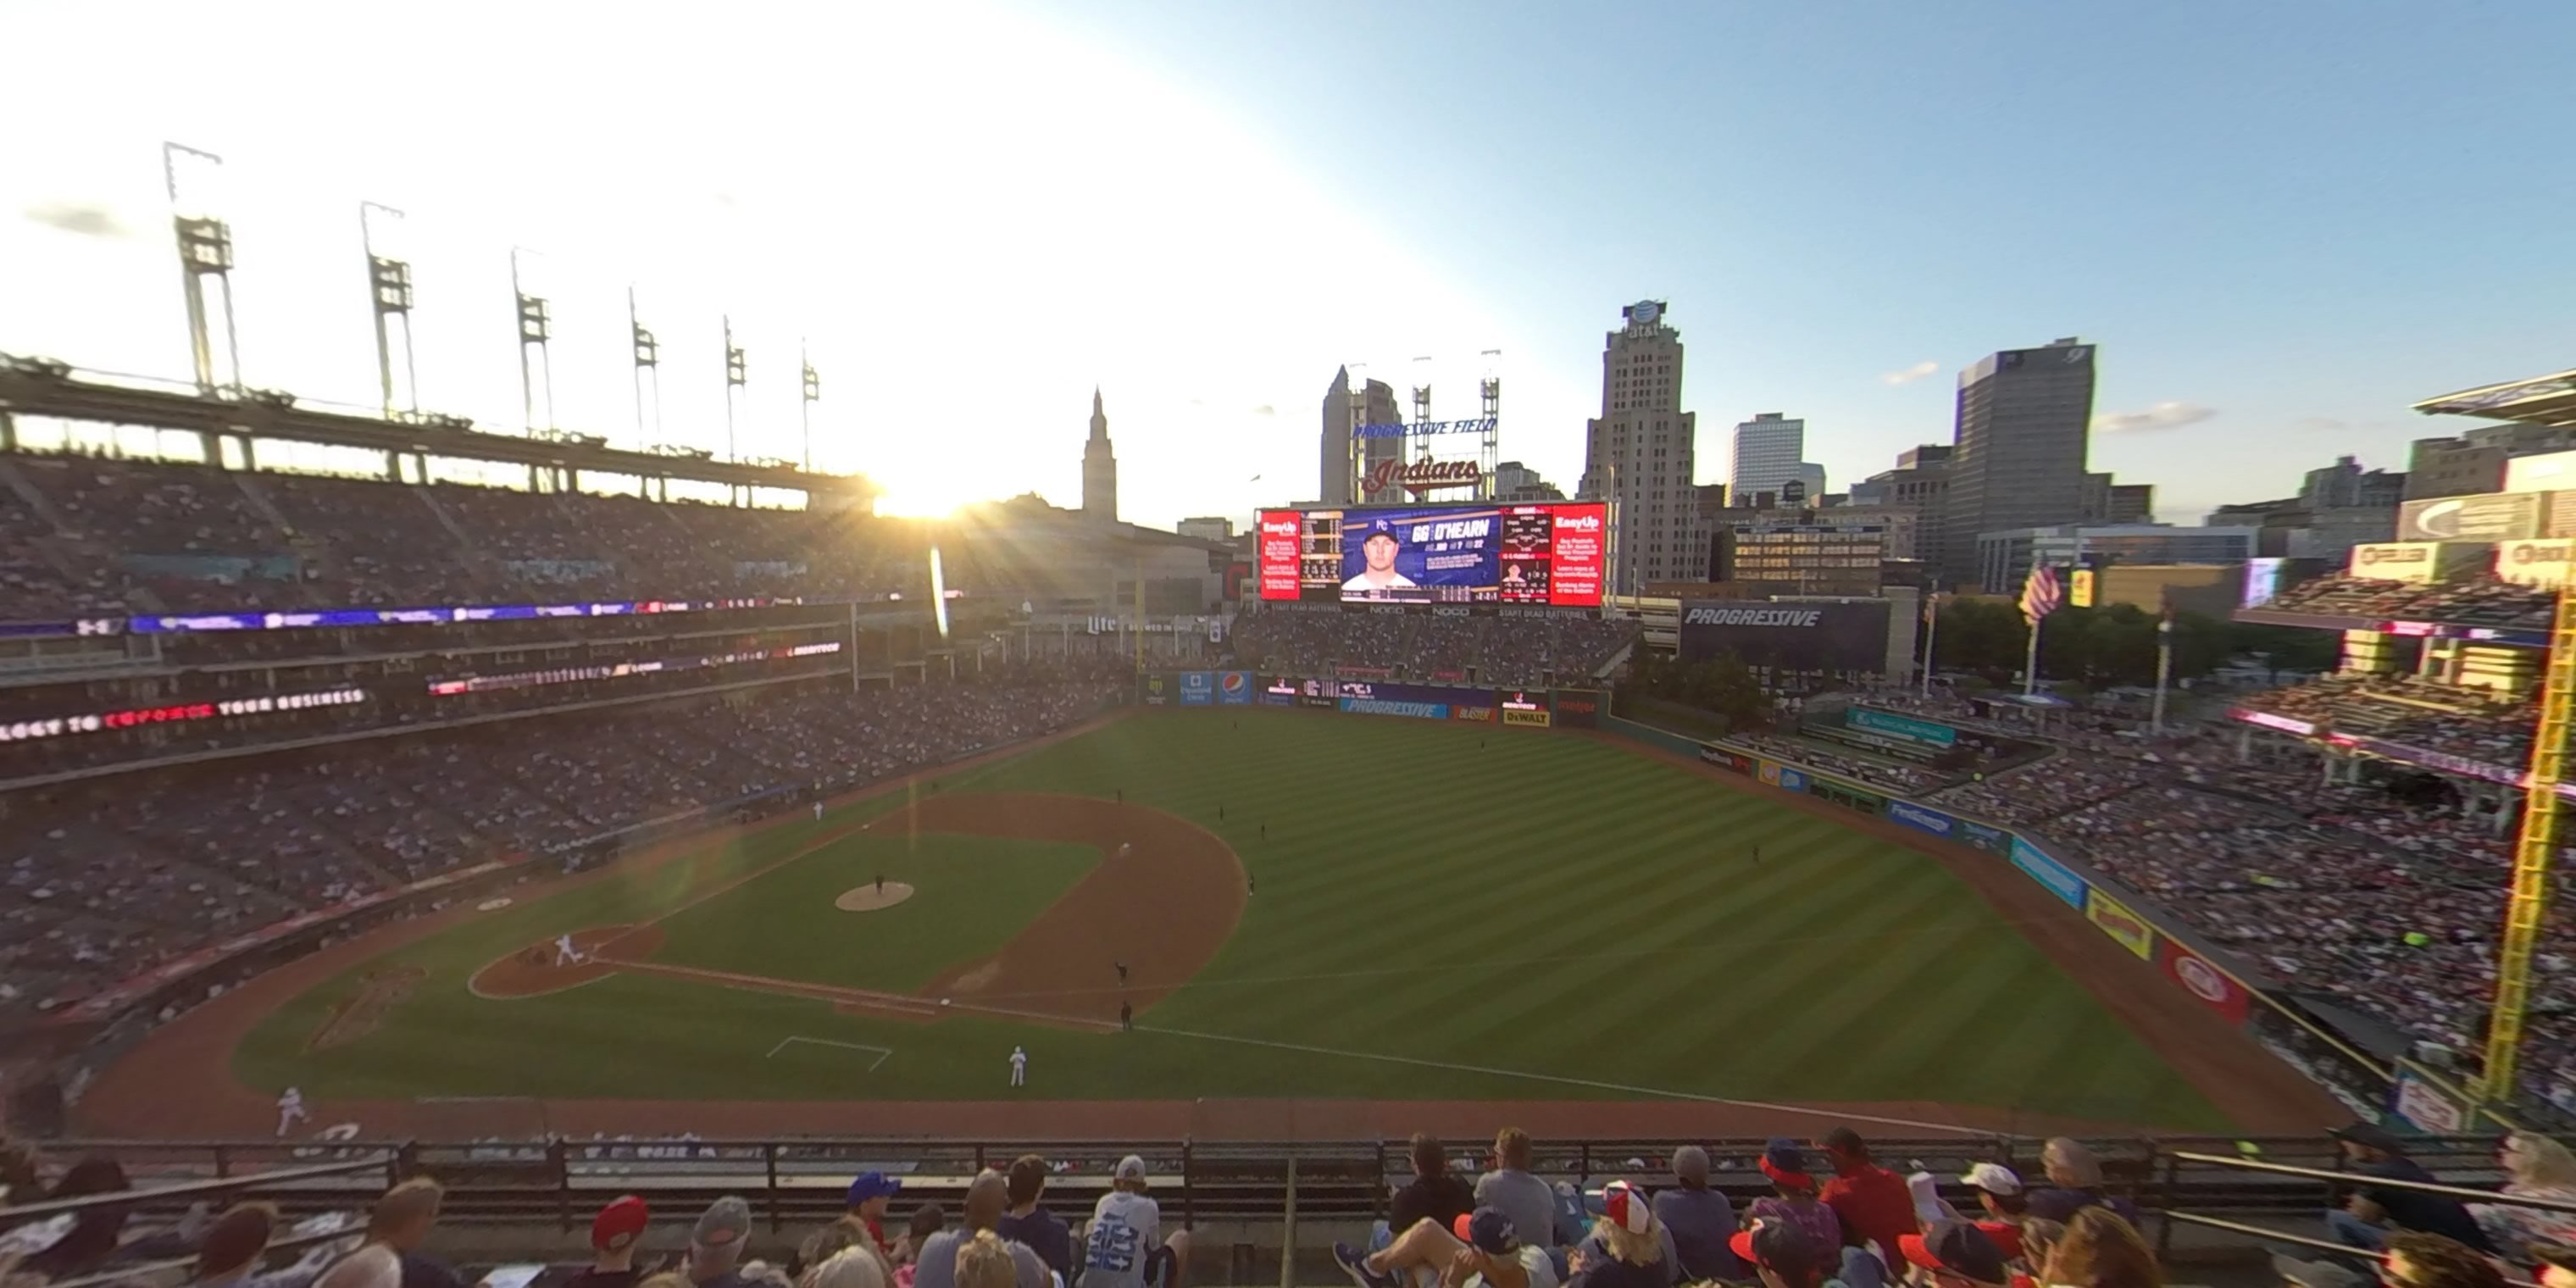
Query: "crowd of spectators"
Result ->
[[1228, 612, 1635, 685], [2237, 675, 2538, 767], [2265, 574, 2556, 630], [0, 453, 1051, 619], [1725, 734, 1947, 794], [0, 677, 1123, 1021]]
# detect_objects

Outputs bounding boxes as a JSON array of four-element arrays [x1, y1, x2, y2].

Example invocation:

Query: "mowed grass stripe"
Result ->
[[231, 710, 2236, 1127]]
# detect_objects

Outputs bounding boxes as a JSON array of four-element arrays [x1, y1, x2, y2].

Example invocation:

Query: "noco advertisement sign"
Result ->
[[1257, 502, 1607, 607], [1678, 602, 1891, 674]]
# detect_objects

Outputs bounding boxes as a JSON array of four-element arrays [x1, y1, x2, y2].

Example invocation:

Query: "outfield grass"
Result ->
[[232, 711, 2234, 1130]]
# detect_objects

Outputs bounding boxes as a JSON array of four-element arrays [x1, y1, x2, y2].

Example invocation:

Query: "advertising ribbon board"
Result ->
[[1776, 766, 1807, 793], [1257, 675, 1298, 708], [2085, 888, 2157, 960], [1849, 708, 1958, 748], [1178, 672, 1215, 707], [1959, 820, 2012, 858], [1758, 762, 1783, 786], [1452, 702, 1496, 723], [2009, 836, 2088, 909], [1699, 745, 1756, 775], [1337, 680, 1456, 721], [1885, 800, 1957, 841], [1143, 674, 1169, 706], [1216, 671, 1253, 705], [2157, 938, 2251, 1024]]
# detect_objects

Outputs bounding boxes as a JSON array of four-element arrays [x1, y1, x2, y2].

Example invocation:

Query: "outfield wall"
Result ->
[[1142, 671, 1602, 731]]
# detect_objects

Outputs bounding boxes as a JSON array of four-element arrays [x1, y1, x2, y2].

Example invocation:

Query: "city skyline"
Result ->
[[2, 1, 2568, 532]]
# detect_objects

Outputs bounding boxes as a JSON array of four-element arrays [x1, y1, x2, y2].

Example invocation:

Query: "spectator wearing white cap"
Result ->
[[1650, 1147, 1739, 1283], [1568, 1183, 1673, 1288], [1080, 1156, 1185, 1288], [1959, 1165, 2032, 1263]]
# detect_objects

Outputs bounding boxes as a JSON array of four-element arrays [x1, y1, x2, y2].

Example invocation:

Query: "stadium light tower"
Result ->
[[630, 286, 663, 447], [359, 202, 419, 417], [162, 142, 243, 395], [511, 247, 557, 432], [800, 340, 820, 475], [2479, 572, 2576, 1105], [723, 314, 748, 465], [1480, 349, 1502, 501]]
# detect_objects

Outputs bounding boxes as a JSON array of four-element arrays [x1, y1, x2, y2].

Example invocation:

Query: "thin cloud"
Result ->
[[1250, 403, 1274, 417], [2294, 416, 2346, 432], [2094, 401, 2218, 434], [1879, 360, 1938, 386], [24, 201, 129, 238]]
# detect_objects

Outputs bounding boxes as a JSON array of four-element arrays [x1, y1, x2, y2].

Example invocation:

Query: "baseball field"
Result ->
[[80, 708, 2347, 1141]]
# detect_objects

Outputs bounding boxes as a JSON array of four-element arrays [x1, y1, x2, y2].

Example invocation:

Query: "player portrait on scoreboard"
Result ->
[[1341, 520, 1423, 599]]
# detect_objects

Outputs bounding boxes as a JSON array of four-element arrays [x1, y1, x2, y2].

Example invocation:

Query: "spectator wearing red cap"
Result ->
[[1566, 1184, 1669, 1288], [1817, 1129, 1912, 1273], [571, 1196, 652, 1288], [1730, 1220, 1830, 1288], [1898, 1221, 2009, 1288], [1750, 1141, 1841, 1263]]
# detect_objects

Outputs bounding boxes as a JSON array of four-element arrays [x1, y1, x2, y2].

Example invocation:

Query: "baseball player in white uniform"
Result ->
[[1009, 1046, 1028, 1088], [275, 1086, 308, 1137], [813, 801, 824, 822], [555, 933, 584, 966], [1117, 842, 1132, 860]]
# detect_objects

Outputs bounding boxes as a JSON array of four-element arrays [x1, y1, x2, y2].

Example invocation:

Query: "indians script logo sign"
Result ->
[[1683, 607, 1824, 627], [1360, 458, 1482, 495], [2173, 953, 2229, 1004]]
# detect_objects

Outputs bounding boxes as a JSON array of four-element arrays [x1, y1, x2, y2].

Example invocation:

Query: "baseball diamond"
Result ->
[[77, 707, 2341, 1141]]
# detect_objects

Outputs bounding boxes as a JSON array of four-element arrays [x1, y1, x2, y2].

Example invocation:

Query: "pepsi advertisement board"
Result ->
[[1215, 670, 1253, 705], [1257, 502, 1606, 607]]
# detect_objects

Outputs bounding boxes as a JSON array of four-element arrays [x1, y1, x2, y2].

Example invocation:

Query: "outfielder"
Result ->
[[275, 1086, 308, 1137], [1008, 1046, 1029, 1088]]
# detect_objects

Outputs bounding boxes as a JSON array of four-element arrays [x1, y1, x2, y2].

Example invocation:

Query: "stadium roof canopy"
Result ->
[[2413, 366, 2576, 428]]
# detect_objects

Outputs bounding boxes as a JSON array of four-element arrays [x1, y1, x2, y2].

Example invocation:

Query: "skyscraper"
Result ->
[[1729, 414, 1805, 500], [1320, 366, 1406, 506], [1940, 337, 2098, 588], [1578, 301, 1697, 595], [1082, 387, 1119, 523]]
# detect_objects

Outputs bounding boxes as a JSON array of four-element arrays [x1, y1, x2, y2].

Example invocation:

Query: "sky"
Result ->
[[2, 0, 2571, 530]]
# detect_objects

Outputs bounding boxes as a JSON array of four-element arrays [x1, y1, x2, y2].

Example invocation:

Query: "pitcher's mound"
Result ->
[[836, 882, 915, 912]]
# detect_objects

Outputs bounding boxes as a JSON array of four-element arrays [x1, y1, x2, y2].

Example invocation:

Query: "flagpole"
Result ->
[[2152, 606, 2174, 733], [1920, 593, 1940, 696], [2024, 611, 2042, 697]]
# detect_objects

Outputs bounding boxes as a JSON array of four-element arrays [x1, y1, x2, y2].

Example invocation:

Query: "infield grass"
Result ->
[[232, 710, 2234, 1130]]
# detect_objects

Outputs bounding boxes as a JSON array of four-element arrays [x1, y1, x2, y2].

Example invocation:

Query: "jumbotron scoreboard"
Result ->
[[1257, 501, 1607, 607]]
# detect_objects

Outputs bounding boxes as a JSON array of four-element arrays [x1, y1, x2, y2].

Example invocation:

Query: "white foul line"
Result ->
[[1126, 1021, 2015, 1139], [767, 1035, 895, 1070]]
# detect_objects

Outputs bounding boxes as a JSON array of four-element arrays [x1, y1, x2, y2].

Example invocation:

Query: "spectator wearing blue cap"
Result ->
[[1337, 1207, 1559, 1288], [846, 1173, 903, 1257]]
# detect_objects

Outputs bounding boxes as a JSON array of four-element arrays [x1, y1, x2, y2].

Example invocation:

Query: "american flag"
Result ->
[[2019, 564, 2062, 625]]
